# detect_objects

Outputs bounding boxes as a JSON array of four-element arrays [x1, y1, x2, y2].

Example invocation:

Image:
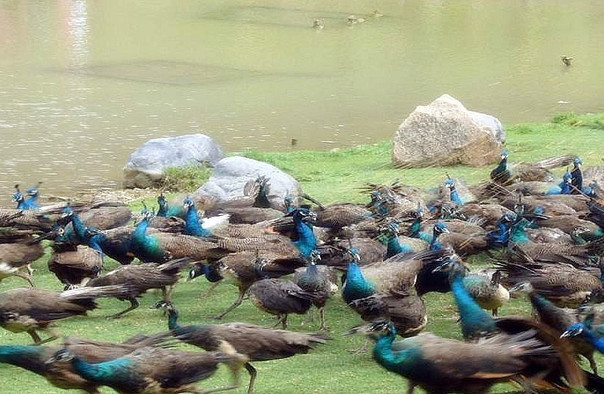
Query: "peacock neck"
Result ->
[[157, 199, 168, 217], [71, 355, 134, 384], [133, 216, 150, 241], [450, 188, 463, 205], [343, 262, 375, 304], [580, 326, 604, 353], [0, 346, 46, 374], [184, 205, 211, 237], [27, 194, 39, 209], [429, 231, 442, 251], [510, 219, 530, 244], [384, 235, 411, 258], [167, 309, 182, 331], [70, 214, 88, 241], [408, 217, 422, 238], [450, 272, 496, 339], [529, 292, 564, 326], [571, 231, 587, 245], [294, 220, 317, 258], [560, 181, 572, 195], [496, 157, 507, 173], [373, 330, 418, 375]]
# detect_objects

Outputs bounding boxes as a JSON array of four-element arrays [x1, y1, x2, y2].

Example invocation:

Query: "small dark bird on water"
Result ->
[[561, 56, 573, 66]]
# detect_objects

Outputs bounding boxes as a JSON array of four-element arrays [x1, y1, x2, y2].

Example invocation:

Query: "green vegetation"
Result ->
[[160, 164, 212, 192], [2, 113, 604, 393]]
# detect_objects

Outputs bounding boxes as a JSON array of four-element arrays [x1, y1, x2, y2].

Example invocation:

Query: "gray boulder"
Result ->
[[195, 156, 301, 208], [392, 95, 504, 168], [123, 134, 224, 189]]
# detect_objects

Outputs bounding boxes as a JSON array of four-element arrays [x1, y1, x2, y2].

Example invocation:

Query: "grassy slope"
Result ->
[[1, 113, 603, 393]]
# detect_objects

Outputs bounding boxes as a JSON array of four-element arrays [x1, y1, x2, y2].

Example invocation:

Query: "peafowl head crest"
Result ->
[[183, 196, 195, 209], [140, 207, 153, 220], [309, 249, 321, 265], [432, 255, 467, 276], [501, 149, 509, 159], [253, 256, 271, 278], [444, 176, 456, 189], [12, 184, 24, 203], [26, 182, 41, 197], [414, 203, 424, 218], [508, 282, 534, 297], [346, 248, 361, 264], [562, 171, 572, 184], [151, 300, 176, 316], [46, 348, 74, 364], [283, 194, 296, 212], [291, 207, 317, 225], [499, 213, 516, 224], [347, 320, 396, 339], [188, 264, 204, 280], [432, 221, 449, 236], [574, 157, 583, 168]]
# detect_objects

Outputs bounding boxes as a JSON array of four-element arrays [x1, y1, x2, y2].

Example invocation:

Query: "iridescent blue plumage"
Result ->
[[12, 184, 39, 210], [563, 322, 604, 354], [547, 171, 573, 195], [435, 258, 496, 339], [378, 222, 413, 258], [156, 194, 186, 218], [182, 197, 212, 237], [342, 251, 375, 305], [490, 149, 511, 184], [486, 213, 515, 247], [131, 210, 169, 262], [428, 222, 448, 251], [0, 345, 48, 376], [444, 178, 464, 205], [291, 208, 317, 258]]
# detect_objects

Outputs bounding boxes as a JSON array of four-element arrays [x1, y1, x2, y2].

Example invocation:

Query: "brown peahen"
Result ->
[[0, 285, 135, 344], [85, 257, 192, 318], [0, 228, 44, 286], [154, 301, 327, 393]]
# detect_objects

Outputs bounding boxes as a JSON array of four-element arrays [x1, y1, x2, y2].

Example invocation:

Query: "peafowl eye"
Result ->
[[47, 349, 74, 363]]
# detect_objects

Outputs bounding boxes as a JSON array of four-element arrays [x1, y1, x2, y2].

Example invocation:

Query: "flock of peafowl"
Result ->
[[3, 150, 604, 393]]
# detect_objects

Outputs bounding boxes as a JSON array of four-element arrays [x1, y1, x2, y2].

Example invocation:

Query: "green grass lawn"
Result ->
[[1, 112, 604, 393]]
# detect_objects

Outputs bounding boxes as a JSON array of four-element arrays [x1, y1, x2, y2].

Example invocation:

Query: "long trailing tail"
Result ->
[[158, 257, 195, 274], [585, 369, 604, 394], [61, 284, 139, 301], [494, 316, 586, 390]]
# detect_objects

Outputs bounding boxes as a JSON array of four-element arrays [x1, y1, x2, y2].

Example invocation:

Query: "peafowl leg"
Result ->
[[587, 352, 598, 375], [318, 307, 329, 331], [244, 362, 257, 394], [273, 314, 288, 329], [348, 338, 369, 354], [36, 328, 60, 345], [302, 309, 315, 325], [406, 381, 416, 394], [200, 282, 221, 300], [107, 298, 139, 319], [162, 285, 176, 302], [213, 292, 245, 320], [28, 330, 42, 345], [492, 308, 498, 317], [192, 364, 243, 394], [15, 271, 34, 287]]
